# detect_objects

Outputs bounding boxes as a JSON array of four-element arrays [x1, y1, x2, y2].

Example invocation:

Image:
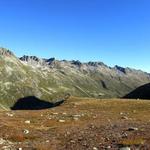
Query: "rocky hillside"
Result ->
[[0, 47, 150, 108]]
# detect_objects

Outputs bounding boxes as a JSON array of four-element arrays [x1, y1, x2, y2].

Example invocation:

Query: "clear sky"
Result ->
[[0, 0, 149, 72]]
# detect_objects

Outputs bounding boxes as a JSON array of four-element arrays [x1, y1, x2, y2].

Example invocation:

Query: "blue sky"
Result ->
[[0, 0, 149, 72]]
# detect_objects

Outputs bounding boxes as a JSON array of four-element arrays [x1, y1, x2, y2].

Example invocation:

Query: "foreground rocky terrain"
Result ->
[[0, 97, 150, 150], [0, 47, 150, 109]]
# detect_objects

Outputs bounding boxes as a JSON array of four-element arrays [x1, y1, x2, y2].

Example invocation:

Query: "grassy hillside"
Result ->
[[0, 48, 150, 108]]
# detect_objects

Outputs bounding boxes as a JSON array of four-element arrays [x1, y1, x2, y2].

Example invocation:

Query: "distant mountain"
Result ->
[[124, 83, 150, 99], [0, 47, 150, 108]]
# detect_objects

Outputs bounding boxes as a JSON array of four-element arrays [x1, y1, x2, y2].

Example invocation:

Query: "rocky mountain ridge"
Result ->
[[0, 47, 150, 109], [19, 53, 148, 75]]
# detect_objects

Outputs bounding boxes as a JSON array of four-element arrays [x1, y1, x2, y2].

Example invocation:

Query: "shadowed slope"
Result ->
[[123, 83, 150, 100], [11, 96, 65, 110]]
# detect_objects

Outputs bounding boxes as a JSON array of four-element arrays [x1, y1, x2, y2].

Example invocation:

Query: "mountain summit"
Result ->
[[0, 47, 14, 56], [0, 47, 150, 108]]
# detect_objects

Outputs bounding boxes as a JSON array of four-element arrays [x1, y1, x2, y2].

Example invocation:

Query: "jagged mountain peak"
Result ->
[[44, 58, 56, 65], [0, 47, 14, 57], [45, 57, 55, 62], [19, 55, 57, 67], [71, 60, 82, 66], [0, 47, 148, 79], [20, 55, 41, 62], [114, 65, 126, 73], [19, 55, 110, 70], [88, 61, 108, 67], [18, 53, 150, 78]]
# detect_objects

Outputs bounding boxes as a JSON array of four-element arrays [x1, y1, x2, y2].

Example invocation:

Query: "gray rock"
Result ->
[[23, 129, 29, 134], [0, 138, 6, 145], [121, 116, 129, 120], [58, 119, 66, 123], [120, 147, 131, 150], [25, 120, 31, 124], [128, 127, 138, 131], [73, 117, 79, 121], [70, 140, 75, 143], [93, 147, 98, 150]]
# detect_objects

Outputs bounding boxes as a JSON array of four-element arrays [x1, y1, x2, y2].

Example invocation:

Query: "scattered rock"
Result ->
[[132, 110, 136, 113], [77, 137, 83, 141], [121, 116, 129, 120], [73, 117, 79, 121], [0, 138, 6, 145], [52, 112, 58, 115], [70, 140, 75, 143], [89, 124, 95, 129], [122, 132, 128, 138], [2, 145, 15, 150], [127, 127, 138, 131], [0, 139, 12, 145], [81, 114, 85, 117], [93, 116, 97, 119], [66, 131, 70, 135], [73, 114, 81, 117], [93, 147, 98, 150], [25, 120, 31, 124], [62, 112, 67, 115], [6, 113, 14, 117], [58, 120, 66, 123], [120, 112, 124, 115], [72, 103, 78, 107], [107, 146, 111, 149], [23, 129, 29, 134], [119, 147, 131, 150], [82, 141, 87, 146]]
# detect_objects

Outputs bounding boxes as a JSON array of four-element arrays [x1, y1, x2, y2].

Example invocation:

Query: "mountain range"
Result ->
[[0, 47, 150, 109]]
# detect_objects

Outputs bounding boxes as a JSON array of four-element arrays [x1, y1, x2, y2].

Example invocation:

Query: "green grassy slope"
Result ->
[[0, 48, 150, 108]]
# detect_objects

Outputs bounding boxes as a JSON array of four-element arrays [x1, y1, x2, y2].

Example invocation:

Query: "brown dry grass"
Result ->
[[119, 138, 145, 146], [0, 97, 150, 149]]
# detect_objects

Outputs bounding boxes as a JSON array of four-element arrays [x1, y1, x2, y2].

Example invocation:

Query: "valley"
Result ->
[[0, 48, 150, 150], [0, 0, 149, 149]]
